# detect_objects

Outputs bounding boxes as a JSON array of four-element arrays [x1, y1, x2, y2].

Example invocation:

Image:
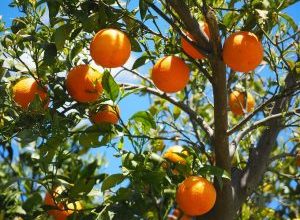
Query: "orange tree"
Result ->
[[0, 0, 299, 219]]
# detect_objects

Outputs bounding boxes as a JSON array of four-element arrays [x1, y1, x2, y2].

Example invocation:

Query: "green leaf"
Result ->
[[79, 124, 114, 149], [279, 13, 298, 32], [130, 111, 156, 129], [199, 165, 231, 180], [47, 0, 60, 25], [22, 193, 42, 212], [43, 43, 57, 65], [101, 174, 126, 192], [102, 70, 120, 101], [132, 55, 148, 70], [130, 38, 142, 52], [53, 23, 73, 50], [69, 43, 83, 63], [139, 0, 150, 20]]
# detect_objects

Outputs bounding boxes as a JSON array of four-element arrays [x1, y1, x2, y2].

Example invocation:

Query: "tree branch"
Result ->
[[121, 83, 214, 139], [227, 83, 300, 136], [229, 108, 300, 157], [233, 69, 298, 212], [164, 0, 211, 56]]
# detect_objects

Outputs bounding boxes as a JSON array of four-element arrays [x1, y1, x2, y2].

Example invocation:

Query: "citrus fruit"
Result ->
[[176, 176, 216, 216], [181, 22, 210, 59], [44, 186, 82, 220], [151, 56, 190, 93], [66, 64, 103, 103], [89, 105, 120, 124], [229, 90, 255, 116], [90, 28, 131, 68], [12, 77, 48, 109], [223, 31, 263, 72], [163, 145, 188, 165]]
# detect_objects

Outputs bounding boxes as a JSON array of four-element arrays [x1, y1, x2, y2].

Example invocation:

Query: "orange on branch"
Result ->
[[12, 77, 48, 109], [229, 90, 255, 116], [90, 105, 120, 124], [223, 31, 263, 72], [181, 22, 210, 59], [176, 176, 216, 216], [44, 186, 82, 220], [151, 56, 190, 93], [90, 28, 131, 68], [163, 145, 188, 165], [66, 65, 103, 103]]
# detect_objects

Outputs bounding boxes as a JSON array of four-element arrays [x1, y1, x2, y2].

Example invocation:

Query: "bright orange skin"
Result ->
[[151, 56, 190, 93], [181, 22, 210, 59], [229, 91, 255, 116], [180, 215, 192, 220], [163, 146, 188, 165], [66, 65, 103, 103], [90, 105, 120, 124], [12, 78, 48, 109], [90, 28, 131, 68], [176, 176, 216, 216], [44, 186, 82, 220], [223, 31, 263, 72]]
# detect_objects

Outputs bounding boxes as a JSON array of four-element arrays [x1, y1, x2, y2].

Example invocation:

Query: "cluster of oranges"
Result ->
[[163, 146, 216, 217], [11, 23, 264, 219]]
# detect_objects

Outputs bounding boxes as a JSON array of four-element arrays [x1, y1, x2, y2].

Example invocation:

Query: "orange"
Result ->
[[66, 65, 103, 103], [12, 77, 48, 109], [181, 22, 210, 59], [90, 28, 131, 68], [176, 176, 216, 216], [151, 56, 190, 93], [223, 31, 263, 72], [90, 105, 120, 124], [44, 186, 82, 220], [163, 146, 188, 165], [180, 215, 192, 220], [229, 90, 255, 116]]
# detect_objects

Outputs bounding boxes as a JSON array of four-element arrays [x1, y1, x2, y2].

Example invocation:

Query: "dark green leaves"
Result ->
[[79, 124, 114, 149], [47, 0, 60, 25], [43, 43, 57, 65], [130, 111, 156, 130], [102, 70, 120, 102], [101, 174, 126, 192], [53, 23, 73, 50], [132, 55, 148, 70]]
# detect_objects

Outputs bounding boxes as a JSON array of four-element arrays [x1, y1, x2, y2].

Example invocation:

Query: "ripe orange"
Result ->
[[90, 105, 120, 124], [90, 28, 131, 68], [229, 90, 255, 116], [151, 56, 190, 93], [12, 77, 48, 109], [66, 65, 103, 103], [176, 176, 216, 216], [163, 145, 188, 165], [44, 186, 82, 220], [181, 22, 210, 59], [180, 215, 192, 220], [223, 31, 263, 72]]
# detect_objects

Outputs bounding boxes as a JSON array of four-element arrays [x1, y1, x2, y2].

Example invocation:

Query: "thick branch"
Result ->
[[229, 108, 300, 157], [227, 83, 300, 135], [233, 70, 297, 212], [165, 0, 211, 55], [199, 7, 234, 220]]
